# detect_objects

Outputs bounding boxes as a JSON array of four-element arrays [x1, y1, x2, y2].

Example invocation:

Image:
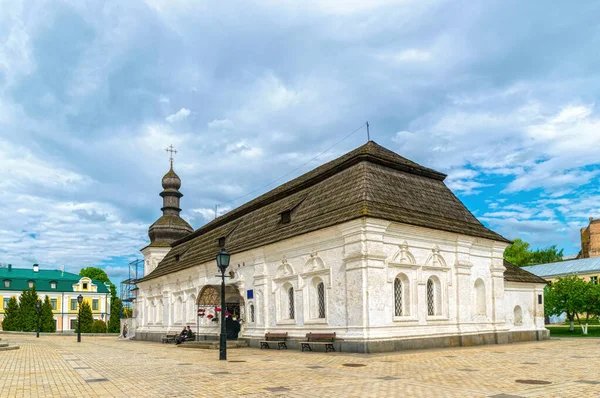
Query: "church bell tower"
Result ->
[[141, 145, 194, 277]]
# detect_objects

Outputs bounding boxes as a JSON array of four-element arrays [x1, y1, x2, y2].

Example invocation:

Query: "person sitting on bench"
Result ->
[[175, 326, 189, 345], [186, 326, 194, 341]]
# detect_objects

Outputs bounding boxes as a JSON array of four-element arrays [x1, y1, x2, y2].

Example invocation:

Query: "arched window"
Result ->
[[317, 282, 326, 318], [176, 297, 183, 323], [150, 300, 156, 324], [188, 294, 196, 322], [308, 277, 326, 320], [287, 286, 295, 319], [182, 297, 187, 323], [249, 303, 255, 323], [514, 306, 523, 326], [394, 274, 410, 317], [157, 299, 164, 324], [427, 277, 441, 316], [474, 279, 486, 316]]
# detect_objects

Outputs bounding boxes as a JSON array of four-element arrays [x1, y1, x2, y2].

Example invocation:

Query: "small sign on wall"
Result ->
[[247, 289, 253, 299]]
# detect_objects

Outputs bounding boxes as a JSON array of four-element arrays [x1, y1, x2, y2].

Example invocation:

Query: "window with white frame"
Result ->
[[474, 278, 486, 316], [317, 282, 326, 318], [287, 286, 295, 319], [514, 305, 523, 326], [427, 276, 442, 316], [280, 283, 295, 321], [394, 274, 410, 317], [307, 277, 326, 320], [3, 298, 8, 309]]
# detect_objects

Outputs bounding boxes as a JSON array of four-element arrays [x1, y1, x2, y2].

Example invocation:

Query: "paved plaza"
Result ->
[[0, 334, 599, 398]]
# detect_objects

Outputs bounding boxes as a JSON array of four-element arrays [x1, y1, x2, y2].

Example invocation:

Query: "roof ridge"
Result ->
[[173, 141, 445, 247]]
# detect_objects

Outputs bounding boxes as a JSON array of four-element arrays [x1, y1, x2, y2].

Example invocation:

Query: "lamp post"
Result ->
[[216, 248, 231, 361], [35, 300, 41, 338], [77, 294, 83, 343]]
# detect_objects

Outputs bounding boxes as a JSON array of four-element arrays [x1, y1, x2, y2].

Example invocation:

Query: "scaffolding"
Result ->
[[120, 259, 144, 317]]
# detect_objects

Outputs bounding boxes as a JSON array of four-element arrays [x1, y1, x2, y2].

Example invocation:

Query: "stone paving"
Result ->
[[0, 334, 599, 398]]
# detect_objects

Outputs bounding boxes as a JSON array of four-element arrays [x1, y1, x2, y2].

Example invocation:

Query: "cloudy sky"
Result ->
[[1, 0, 600, 286]]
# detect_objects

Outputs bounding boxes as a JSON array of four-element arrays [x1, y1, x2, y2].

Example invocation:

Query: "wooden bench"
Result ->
[[260, 332, 288, 350], [161, 333, 178, 344], [301, 332, 336, 352]]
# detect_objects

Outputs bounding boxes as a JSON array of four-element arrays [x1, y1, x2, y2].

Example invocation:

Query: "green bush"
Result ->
[[91, 319, 107, 333]]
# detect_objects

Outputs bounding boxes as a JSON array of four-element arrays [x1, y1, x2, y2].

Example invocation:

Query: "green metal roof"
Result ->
[[0, 267, 110, 293]]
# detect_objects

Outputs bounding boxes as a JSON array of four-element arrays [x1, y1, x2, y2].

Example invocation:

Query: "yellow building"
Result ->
[[0, 264, 111, 331]]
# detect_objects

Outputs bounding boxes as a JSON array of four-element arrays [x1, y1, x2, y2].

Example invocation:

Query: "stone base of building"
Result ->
[[134, 332, 219, 343], [134, 329, 549, 353], [242, 329, 550, 353]]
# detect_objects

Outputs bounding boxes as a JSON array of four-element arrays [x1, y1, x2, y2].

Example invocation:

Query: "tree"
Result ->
[[2, 297, 20, 331], [122, 307, 132, 318], [40, 295, 56, 333], [108, 297, 122, 333], [91, 319, 107, 333], [530, 245, 564, 265], [76, 301, 94, 333], [504, 238, 563, 267], [544, 275, 588, 332], [79, 267, 111, 284], [80, 267, 117, 297], [577, 282, 600, 334], [19, 287, 39, 332]]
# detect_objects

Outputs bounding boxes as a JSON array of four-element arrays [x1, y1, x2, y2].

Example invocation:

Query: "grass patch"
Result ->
[[547, 325, 600, 337]]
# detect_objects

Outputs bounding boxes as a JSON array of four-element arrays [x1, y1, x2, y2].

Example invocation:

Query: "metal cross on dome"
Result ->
[[165, 145, 177, 167]]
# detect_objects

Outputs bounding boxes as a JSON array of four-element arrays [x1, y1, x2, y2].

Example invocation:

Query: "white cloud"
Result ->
[[208, 119, 235, 130], [377, 49, 433, 64], [226, 140, 264, 159], [165, 108, 192, 123], [0, 1, 35, 88]]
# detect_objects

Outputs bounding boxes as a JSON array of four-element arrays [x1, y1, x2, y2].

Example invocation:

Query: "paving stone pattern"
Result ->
[[0, 335, 599, 397]]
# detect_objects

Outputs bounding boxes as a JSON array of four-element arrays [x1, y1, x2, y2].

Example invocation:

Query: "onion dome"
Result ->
[[162, 166, 182, 190], [148, 162, 193, 246]]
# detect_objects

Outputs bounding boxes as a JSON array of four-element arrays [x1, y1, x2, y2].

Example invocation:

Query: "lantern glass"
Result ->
[[77, 294, 83, 304], [216, 248, 231, 273]]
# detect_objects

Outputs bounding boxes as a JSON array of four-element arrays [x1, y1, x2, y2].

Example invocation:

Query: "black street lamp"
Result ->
[[216, 248, 231, 361], [35, 300, 41, 338], [77, 294, 83, 343]]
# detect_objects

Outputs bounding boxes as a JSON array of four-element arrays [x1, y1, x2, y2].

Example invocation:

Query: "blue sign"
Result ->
[[247, 289, 254, 299]]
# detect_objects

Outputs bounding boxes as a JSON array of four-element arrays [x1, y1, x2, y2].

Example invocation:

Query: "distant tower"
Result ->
[[141, 145, 194, 277]]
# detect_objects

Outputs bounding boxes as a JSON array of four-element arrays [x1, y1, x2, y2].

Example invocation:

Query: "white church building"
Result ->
[[132, 141, 548, 352]]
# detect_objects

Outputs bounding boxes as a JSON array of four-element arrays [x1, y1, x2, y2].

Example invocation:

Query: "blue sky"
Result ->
[[1, 0, 600, 286]]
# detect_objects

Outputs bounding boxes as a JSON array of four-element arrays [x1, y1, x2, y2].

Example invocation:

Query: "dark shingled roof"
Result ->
[[141, 141, 510, 282], [503, 260, 548, 284]]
